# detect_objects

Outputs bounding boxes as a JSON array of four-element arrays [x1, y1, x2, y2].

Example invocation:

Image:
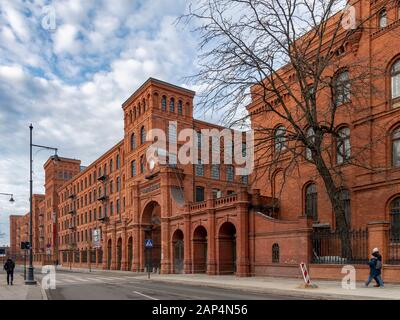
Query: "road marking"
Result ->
[[86, 277, 104, 282], [68, 276, 90, 282], [62, 278, 77, 283], [133, 291, 159, 300]]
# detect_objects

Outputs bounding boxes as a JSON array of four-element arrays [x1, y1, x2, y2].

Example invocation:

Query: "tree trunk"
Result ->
[[313, 153, 352, 260]]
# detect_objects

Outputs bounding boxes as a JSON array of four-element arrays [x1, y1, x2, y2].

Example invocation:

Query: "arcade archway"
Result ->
[[141, 201, 161, 272], [172, 229, 184, 274], [193, 226, 207, 273], [218, 222, 236, 275]]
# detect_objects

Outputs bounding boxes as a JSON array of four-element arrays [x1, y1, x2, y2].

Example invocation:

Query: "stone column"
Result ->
[[132, 225, 140, 272], [368, 221, 390, 263], [101, 225, 108, 270], [183, 213, 192, 274], [207, 196, 217, 275], [111, 223, 117, 270], [161, 218, 171, 274], [236, 187, 250, 277], [121, 222, 127, 271]]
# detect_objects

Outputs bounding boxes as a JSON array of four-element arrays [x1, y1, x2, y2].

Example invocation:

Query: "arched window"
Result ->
[[379, 9, 387, 28], [334, 70, 350, 105], [129, 111, 132, 124], [305, 183, 318, 222], [161, 95, 167, 111], [170, 98, 175, 112], [130, 133, 136, 151], [390, 197, 400, 241], [178, 100, 183, 115], [305, 127, 315, 160], [131, 160, 136, 177], [116, 154, 120, 169], [337, 127, 351, 164], [391, 59, 400, 100], [140, 126, 146, 145], [143, 99, 146, 112], [272, 243, 280, 263], [274, 126, 286, 152], [338, 189, 351, 226], [140, 155, 145, 173], [393, 127, 400, 167]]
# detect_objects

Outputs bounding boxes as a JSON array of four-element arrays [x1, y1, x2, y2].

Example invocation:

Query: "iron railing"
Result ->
[[387, 230, 400, 264], [312, 228, 369, 264]]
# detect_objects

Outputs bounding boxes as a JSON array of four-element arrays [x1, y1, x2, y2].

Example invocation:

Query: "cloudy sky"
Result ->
[[0, 0, 204, 246]]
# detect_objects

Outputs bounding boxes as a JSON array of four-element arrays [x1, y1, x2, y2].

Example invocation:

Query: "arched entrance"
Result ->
[[218, 222, 237, 275], [117, 238, 122, 270], [193, 226, 207, 273], [127, 237, 133, 271], [142, 201, 161, 272], [173, 229, 184, 274], [107, 239, 112, 270]]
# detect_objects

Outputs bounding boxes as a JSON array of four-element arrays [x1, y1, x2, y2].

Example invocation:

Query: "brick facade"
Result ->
[[9, 1, 400, 280]]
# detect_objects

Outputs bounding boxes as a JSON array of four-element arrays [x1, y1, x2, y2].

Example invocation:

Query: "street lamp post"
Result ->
[[0, 193, 15, 203], [26, 124, 59, 285]]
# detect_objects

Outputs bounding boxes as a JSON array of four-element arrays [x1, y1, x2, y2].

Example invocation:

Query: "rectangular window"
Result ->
[[195, 160, 204, 176], [212, 189, 222, 199], [226, 165, 234, 182], [110, 202, 114, 215], [195, 187, 205, 203], [211, 164, 220, 179]]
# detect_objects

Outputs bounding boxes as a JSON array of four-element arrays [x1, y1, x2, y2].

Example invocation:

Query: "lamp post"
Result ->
[[26, 124, 60, 285], [0, 193, 15, 203]]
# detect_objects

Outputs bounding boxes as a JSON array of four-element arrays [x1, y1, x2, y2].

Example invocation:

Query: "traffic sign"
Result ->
[[145, 239, 153, 248]]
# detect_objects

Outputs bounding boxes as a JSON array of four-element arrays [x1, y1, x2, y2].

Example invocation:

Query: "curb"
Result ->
[[142, 277, 387, 300]]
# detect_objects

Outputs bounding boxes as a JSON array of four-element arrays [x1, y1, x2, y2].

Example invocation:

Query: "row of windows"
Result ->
[[127, 98, 147, 125], [61, 198, 125, 230], [276, 124, 400, 167], [194, 187, 237, 202], [161, 96, 184, 115], [62, 154, 121, 199], [61, 177, 123, 213], [195, 163, 237, 182]]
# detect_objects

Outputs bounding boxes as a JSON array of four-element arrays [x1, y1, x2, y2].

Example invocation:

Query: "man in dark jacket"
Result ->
[[365, 248, 384, 287], [3, 258, 15, 285]]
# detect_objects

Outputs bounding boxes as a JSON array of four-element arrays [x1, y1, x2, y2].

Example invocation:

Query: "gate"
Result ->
[[174, 240, 184, 274]]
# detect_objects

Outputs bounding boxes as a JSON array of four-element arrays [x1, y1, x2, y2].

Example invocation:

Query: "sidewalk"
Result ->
[[52, 266, 400, 300], [134, 274, 400, 300], [0, 271, 46, 300]]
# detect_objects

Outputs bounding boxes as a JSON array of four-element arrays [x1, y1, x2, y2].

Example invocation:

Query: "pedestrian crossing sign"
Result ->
[[145, 239, 153, 248]]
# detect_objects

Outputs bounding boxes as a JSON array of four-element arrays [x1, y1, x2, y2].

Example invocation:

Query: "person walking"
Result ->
[[3, 258, 15, 286], [365, 248, 384, 288]]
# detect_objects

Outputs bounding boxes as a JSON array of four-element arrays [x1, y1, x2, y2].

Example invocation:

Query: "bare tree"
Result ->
[[181, 0, 391, 258]]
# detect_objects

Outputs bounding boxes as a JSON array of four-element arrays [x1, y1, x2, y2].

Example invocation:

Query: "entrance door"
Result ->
[[174, 239, 184, 274]]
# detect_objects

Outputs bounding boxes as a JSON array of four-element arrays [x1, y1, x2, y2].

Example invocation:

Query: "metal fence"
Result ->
[[312, 228, 369, 264], [387, 231, 400, 265]]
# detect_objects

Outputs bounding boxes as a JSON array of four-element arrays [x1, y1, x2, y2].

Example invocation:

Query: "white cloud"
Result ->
[[0, 0, 202, 246]]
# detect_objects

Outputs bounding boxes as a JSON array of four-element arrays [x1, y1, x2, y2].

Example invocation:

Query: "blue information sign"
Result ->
[[145, 239, 153, 248]]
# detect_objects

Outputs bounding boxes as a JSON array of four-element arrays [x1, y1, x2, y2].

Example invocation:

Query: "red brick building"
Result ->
[[9, 0, 400, 280]]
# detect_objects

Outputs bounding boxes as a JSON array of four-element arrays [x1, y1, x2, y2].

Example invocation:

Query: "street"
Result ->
[[31, 269, 302, 300]]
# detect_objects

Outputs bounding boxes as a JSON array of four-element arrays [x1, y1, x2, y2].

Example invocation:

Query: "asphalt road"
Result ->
[[31, 269, 303, 300]]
